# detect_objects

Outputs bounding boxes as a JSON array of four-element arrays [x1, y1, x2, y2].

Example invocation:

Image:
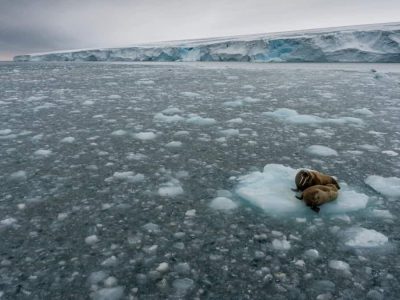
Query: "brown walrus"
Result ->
[[296, 184, 339, 213], [292, 169, 340, 192]]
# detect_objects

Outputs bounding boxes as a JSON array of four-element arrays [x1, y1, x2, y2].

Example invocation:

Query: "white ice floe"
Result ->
[[153, 113, 185, 123], [106, 172, 145, 183], [85, 235, 99, 245], [235, 164, 368, 217], [209, 197, 238, 211], [0, 218, 17, 227], [111, 130, 127, 136], [329, 260, 350, 272], [82, 100, 94, 106], [156, 262, 169, 273], [262, 108, 363, 125], [158, 179, 184, 197], [381, 150, 398, 157], [186, 114, 216, 126], [93, 287, 124, 300], [34, 149, 52, 157], [306, 145, 338, 156], [0, 129, 12, 135], [227, 118, 243, 124], [365, 175, 400, 198], [134, 131, 157, 140], [166, 141, 183, 148], [340, 227, 388, 248], [370, 209, 394, 219], [272, 239, 291, 250], [181, 92, 200, 97], [10, 170, 27, 181], [353, 108, 374, 116], [60, 136, 76, 143]]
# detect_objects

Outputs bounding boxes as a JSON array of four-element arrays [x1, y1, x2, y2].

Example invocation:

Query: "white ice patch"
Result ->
[[82, 100, 95, 106], [223, 100, 243, 107], [235, 164, 368, 217], [134, 132, 157, 140], [272, 239, 291, 250], [381, 150, 398, 157], [60, 136, 75, 143], [227, 118, 243, 124], [209, 197, 238, 211], [0, 129, 12, 135], [34, 149, 52, 157], [162, 107, 182, 114], [186, 114, 216, 126], [154, 113, 185, 123], [111, 130, 127, 136], [166, 141, 182, 148], [0, 218, 17, 227], [181, 91, 200, 97], [340, 227, 388, 248], [353, 108, 374, 116], [365, 175, 400, 198], [106, 172, 145, 183], [158, 179, 184, 197], [93, 287, 124, 300], [10, 170, 27, 181], [263, 108, 363, 126], [306, 145, 338, 157], [328, 260, 350, 272]]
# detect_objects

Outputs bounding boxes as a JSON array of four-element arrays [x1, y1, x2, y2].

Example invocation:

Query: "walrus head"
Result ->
[[330, 177, 340, 190], [296, 170, 314, 190]]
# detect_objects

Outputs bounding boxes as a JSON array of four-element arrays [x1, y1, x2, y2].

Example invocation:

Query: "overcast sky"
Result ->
[[1, 0, 399, 60]]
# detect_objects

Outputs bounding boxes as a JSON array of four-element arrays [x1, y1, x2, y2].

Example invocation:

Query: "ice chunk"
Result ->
[[106, 172, 145, 183], [85, 235, 99, 245], [156, 262, 169, 273], [235, 164, 368, 217], [111, 130, 127, 136], [158, 179, 184, 197], [219, 129, 240, 137], [340, 227, 388, 248], [153, 113, 185, 123], [306, 145, 338, 156], [181, 92, 200, 97], [186, 114, 216, 126], [173, 278, 194, 296], [263, 108, 363, 125], [0, 129, 12, 135], [209, 197, 238, 211], [166, 141, 182, 148], [134, 132, 157, 140], [328, 260, 350, 272], [88, 271, 108, 284], [353, 108, 374, 116], [162, 107, 182, 114], [0, 218, 17, 227], [381, 150, 398, 157], [60, 136, 76, 143], [93, 287, 124, 300], [365, 175, 400, 198], [272, 239, 291, 250], [34, 149, 52, 157], [10, 170, 27, 181]]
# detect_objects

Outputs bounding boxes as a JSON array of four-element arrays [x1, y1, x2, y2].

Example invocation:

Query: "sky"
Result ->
[[1, 0, 399, 60]]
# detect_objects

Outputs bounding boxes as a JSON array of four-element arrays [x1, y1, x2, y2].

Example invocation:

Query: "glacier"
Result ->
[[14, 22, 400, 62]]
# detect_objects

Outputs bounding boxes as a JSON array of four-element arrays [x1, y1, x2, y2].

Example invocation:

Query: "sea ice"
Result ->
[[106, 172, 145, 183], [328, 260, 350, 272], [340, 227, 389, 248], [158, 179, 184, 197], [209, 197, 238, 211], [186, 114, 216, 126], [93, 287, 124, 300], [10, 170, 27, 181], [34, 149, 52, 157], [353, 108, 374, 116], [306, 145, 338, 156], [134, 132, 157, 140], [111, 130, 127, 136], [272, 239, 291, 250], [235, 164, 368, 217], [85, 235, 99, 245], [153, 113, 185, 123], [60, 136, 76, 143], [365, 175, 400, 198], [262, 108, 363, 125]]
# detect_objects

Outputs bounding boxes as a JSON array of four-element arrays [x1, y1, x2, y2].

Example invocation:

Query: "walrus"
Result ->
[[296, 184, 339, 213], [292, 169, 340, 192]]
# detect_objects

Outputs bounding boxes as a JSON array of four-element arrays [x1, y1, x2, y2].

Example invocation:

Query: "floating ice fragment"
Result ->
[[365, 175, 400, 198], [209, 197, 238, 211], [10, 170, 27, 181], [0, 218, 17, 227], [235, 164, 368, 217], [340, 227, 388, 248], [60, 136, 75, 143], [220, 129, 239, 137], [0, 129, 12, 135], [88, 271, 108, 284], [93, 287, 124, 300], [158, 179, 184, 197], [154, 113, 185, 123], [101, 256, 118, 267], [106, 172, 145, 183], [381, 150, 398, 157], [156, 262, 169, 273], [272, 239, 291, 250], [82, 100, 94, 106], [185, 209, 196, 217], [328, 260, 350, 272], [134, 131, 157, 140], [173, 278, 194, 295], [353, 108, 374, 116], [111, 130, 127, 136], [162, 107, 182, 114], [263, 108, 363, 125], [166, 141, 182, 148], [306, 145, 338, 156], [186, 114, 216, 126], [34, 149, 52, 157], [181, 92, 200, 97], [142, 223, 160, 233], [85, 235, 99, 245]]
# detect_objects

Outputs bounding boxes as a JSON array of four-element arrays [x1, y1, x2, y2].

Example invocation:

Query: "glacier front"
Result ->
[[14, 22, 400, 63]]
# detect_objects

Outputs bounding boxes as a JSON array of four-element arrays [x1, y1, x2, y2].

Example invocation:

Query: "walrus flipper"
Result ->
[[295, 194, 303, 200], [311, 206, 320, 213]]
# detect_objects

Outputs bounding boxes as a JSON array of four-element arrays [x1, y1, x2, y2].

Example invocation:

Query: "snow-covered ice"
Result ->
[[365, 175, 400, 198], [340, 227, 389, 248], [209, 197, 238, 211], [306, 145, 338, 157]]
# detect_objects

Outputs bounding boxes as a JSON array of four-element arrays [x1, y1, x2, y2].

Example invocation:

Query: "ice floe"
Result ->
[[158, 179, 184, 197], [186, 114, 216, 126], [365, 175, 400, 198], [306, 145, 338, 156], [235, 164, 368, 217], [105, 171, 145, 183], [340, 227, 388, 248], [134, 132, 157, 140], [262, 108, 363, 125], [209, 197, 238, 211]]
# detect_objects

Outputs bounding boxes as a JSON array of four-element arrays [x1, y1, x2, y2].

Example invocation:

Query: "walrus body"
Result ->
[[296, 184, 339, 213], [293, 170, 340, 192]]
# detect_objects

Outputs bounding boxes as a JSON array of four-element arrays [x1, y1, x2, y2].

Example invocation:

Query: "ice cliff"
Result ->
[[14, 22, 400, 62]]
